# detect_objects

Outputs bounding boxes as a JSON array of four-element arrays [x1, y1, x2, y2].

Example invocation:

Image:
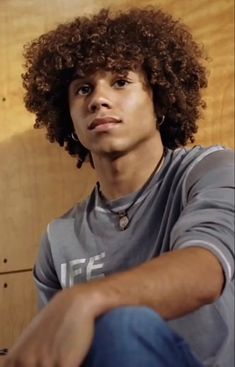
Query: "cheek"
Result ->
[[70, 104, 84, 131], [122, 92, 155, 122], [69, 102, 76, 123]]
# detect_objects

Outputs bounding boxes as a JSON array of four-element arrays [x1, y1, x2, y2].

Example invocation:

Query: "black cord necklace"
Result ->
[[97, 149, 166, 231]]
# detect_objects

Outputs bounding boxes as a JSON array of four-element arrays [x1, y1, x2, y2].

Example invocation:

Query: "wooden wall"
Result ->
[[0, 0, 234, 362]]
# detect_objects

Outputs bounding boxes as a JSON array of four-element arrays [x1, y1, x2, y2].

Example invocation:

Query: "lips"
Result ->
[[88, 117, 121, 130]]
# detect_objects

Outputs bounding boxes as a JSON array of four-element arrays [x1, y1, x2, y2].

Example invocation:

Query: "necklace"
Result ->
[[97, 149, 166, 231]]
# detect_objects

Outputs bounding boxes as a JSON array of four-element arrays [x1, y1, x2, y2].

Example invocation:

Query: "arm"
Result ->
[[82, 245, 225, 321], [34, 224, 224, 319], [4, 246, 223, 367]]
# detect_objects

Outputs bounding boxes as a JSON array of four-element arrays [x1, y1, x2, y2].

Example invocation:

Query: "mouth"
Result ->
[[88, 117, 122, 131]]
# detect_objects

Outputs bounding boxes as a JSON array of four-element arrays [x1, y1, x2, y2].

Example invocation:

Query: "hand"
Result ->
[[4, 286, 97, 367]]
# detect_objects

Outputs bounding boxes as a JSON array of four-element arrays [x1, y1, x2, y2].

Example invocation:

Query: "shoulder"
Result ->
[[45, 188, 96, 240], [182, 145, 233, 169], [168, 145, 233, 180], [163, 145, 233, 204], [161, 145, 231, 185], [182, 145, 233, 189], [170, 145, 232, 165]]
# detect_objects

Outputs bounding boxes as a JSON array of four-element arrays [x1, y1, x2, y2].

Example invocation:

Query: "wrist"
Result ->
[[72, 280, 121, 319]]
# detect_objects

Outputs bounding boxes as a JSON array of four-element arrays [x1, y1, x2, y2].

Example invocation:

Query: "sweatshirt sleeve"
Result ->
[[33, 229, 62, 309], [170, 148, 234, 289]]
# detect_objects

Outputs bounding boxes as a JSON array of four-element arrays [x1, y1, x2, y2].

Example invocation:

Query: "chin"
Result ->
[[94, 139, 130, 156]]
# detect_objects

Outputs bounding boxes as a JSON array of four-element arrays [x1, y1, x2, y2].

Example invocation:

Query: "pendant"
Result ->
[[118, 212, 129, 231]]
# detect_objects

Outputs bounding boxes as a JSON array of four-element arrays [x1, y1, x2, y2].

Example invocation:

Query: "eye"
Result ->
[[113, 79, 131, 88], [76, 84, 92, 96]]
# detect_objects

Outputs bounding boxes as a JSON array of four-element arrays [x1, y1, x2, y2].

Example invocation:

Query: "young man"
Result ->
[[5, 7, 234, 367]]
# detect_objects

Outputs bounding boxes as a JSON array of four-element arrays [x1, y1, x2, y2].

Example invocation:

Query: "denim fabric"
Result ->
[[84, 307, 205, 367]]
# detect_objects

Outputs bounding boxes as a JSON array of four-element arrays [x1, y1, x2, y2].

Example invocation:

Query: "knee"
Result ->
[[98, 306, 163, 332], [84, 307, 180, 367], [94, 306, 169, 346], [99, 308, 203, 367], [85, 307, 201, 367]]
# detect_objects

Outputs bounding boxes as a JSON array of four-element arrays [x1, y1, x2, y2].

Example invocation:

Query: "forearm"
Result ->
[[4, 247, 224, 367], [80, 247, 224, 320]]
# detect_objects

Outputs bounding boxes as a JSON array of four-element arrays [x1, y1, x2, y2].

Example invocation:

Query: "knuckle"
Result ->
[[41, 359, 52, 367], [53, 353, 71, 367], [18, 355, 35, 367], [3, 353, 31, 367], [3, 355, 13, 367]]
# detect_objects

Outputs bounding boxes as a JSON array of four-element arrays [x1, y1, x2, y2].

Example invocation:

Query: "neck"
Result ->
[[92, 136, 164, 200]]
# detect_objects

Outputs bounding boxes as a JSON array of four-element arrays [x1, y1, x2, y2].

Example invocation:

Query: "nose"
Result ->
[[88, 87, 112, 113]]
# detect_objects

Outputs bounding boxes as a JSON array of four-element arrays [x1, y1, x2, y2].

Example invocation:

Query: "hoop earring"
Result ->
[[158, 115, 165, 127], [70, 132, 79, 141]]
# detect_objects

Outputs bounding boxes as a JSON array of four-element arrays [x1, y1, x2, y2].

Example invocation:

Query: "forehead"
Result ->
[[71, 68, 148, 83]]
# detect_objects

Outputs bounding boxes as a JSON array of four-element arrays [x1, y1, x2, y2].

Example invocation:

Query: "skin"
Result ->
[[69, 69, 164, 199], [4, 69, 224, 367]]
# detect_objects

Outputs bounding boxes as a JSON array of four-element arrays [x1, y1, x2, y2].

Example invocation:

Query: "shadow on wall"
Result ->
[[0, 128, 96, 273]]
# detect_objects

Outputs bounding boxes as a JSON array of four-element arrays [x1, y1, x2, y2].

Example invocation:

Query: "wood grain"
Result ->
[[0, 0, 234, 350], [0, 271, 37, 351], [0, 0, 233, 271]]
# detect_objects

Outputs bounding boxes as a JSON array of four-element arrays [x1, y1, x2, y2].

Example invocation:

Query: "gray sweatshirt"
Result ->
[[34, 146, 234, 367]]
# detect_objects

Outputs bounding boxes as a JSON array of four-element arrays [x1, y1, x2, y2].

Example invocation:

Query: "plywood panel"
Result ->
[[0, 271, 37, 352], [0, 131, 97, 272], [0, 0, 234, 273]]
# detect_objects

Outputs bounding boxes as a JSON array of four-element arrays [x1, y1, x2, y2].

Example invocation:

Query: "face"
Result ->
[[68, 68, 159, 157]]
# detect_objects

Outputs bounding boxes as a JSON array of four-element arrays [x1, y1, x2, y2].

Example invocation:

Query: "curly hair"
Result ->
[[22, 7, 208, 168]]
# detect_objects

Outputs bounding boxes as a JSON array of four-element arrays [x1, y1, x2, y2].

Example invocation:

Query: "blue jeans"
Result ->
[[84, 306, 204, 367]]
